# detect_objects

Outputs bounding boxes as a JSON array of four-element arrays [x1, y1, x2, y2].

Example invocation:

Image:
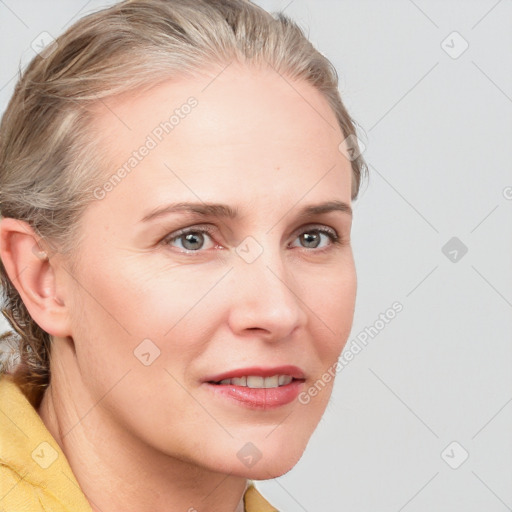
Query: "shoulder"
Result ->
[[0, 374, 93, 512], [0, 465, 58, 512]]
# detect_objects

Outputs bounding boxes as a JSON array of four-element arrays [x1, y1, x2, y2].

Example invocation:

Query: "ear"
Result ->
[[0, 217, 71, 338]]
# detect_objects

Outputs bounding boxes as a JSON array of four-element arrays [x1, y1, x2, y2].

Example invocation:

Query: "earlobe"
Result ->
[[0, 217, 71, 337]]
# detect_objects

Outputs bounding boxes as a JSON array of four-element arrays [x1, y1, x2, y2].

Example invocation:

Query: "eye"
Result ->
[[163, 226, 217, 252], [162, 224, 342, 253], [290, 225, 341, 251]]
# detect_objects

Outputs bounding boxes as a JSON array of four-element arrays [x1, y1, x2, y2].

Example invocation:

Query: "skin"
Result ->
[[0, 62, 356, 512]]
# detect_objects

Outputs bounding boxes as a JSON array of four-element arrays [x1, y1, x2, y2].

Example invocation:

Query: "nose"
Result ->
[[226, 244, 307, 342]]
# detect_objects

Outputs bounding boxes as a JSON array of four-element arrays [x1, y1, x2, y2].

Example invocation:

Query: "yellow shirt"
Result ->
[[0, 374, 278, 511]]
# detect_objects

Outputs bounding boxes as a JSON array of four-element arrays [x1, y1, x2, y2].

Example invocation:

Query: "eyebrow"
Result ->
[[140, 199, 352, 223]]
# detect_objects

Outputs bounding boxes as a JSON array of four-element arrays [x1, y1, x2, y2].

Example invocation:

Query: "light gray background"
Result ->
[[1, 1, 511, 510]]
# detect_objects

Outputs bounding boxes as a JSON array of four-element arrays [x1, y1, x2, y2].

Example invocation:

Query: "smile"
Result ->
[[214, 375, 294, 388], [204, 366, 306, 409]]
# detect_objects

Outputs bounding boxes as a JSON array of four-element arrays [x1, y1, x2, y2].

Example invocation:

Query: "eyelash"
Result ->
[[161, 224, 343, 254]]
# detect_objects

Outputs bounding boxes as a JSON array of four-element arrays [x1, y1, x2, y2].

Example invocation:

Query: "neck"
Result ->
[[37, 339, 249, 512]]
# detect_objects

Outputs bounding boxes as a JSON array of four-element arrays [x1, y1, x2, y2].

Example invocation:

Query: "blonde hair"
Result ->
[[0, 0, 367, 406]]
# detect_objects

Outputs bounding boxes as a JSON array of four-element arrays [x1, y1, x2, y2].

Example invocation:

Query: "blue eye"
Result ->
[[163, 225, 341, 253], [165, 227, 217, 252], [290, 228, 340, 250]]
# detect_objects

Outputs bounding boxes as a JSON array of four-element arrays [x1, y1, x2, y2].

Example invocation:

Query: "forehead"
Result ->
[[88, 63, 351, 209]]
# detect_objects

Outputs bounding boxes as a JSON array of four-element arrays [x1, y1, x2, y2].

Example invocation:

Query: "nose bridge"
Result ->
[[228, 235, 305, 338]]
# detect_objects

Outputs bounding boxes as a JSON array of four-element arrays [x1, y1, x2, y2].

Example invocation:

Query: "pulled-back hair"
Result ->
[[0, 0, 367, 407]]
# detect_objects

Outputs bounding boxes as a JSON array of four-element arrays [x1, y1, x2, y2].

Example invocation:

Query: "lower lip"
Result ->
[[204, 380, 304, 409]]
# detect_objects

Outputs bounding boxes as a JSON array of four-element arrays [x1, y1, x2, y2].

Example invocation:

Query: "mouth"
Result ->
[[210, 375, 296, 388], [204, 366, 306, 409]]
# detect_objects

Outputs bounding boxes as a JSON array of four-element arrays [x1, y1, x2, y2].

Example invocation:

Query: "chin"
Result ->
[[243, 457, 300, 480], [216, 434, 310, 480]]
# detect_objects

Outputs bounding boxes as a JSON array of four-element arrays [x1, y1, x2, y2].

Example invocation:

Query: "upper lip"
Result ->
[[204, 365, 306, 383]]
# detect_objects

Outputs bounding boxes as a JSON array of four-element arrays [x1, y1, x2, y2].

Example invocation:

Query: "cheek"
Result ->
[[71, 251, 201, 332], [308, 257, 357, 359], [67, 256, 224, 376]]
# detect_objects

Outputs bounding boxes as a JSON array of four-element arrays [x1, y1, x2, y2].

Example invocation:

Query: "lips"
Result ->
[[204, 365, 306, 409], [205, 365, 305, 384]]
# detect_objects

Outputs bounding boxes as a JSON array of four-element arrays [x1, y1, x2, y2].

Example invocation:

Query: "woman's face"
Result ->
[[60, 63, 356, 478]]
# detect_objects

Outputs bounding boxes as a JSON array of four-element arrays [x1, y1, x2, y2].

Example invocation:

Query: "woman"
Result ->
[[0, 0, 366, 510]]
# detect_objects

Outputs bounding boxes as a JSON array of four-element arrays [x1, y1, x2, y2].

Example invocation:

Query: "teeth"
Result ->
[[217, 375, 294, 388], [264, 375, 279, 388], [278, 375, 293, 386], [231, 376, 247, 386], [247, 376, 265, 388]]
